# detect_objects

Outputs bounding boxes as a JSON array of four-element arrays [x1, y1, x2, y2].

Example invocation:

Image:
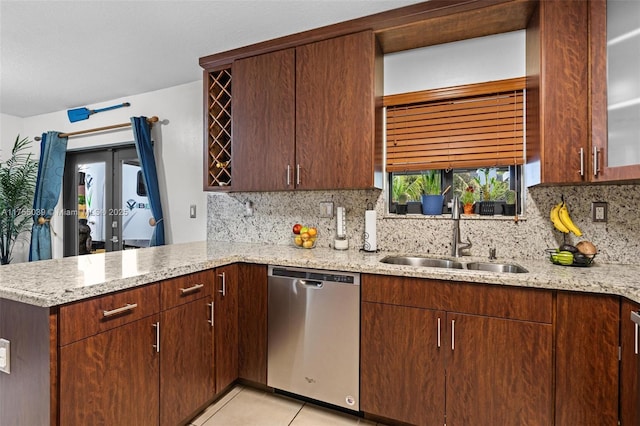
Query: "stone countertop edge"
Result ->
[[0, 240, 638, 307]]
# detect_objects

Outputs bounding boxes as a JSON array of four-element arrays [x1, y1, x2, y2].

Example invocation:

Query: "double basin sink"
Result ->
[[380, 256, 528, 274]]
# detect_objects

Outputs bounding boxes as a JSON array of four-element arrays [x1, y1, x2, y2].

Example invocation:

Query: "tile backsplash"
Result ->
[[207, 184, 640, 265]]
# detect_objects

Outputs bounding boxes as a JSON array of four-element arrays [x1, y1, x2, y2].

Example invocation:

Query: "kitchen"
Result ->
[[1, 0, 640, 425]]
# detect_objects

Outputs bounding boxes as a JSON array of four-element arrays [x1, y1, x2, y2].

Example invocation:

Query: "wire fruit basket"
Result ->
[[545, 249, 596, 267]]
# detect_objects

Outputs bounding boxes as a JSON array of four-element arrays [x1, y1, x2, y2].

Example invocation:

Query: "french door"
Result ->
[[63, 146, 154, 257]]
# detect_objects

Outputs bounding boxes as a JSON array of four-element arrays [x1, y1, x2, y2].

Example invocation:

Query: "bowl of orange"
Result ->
[[292, 224, 318, 249]]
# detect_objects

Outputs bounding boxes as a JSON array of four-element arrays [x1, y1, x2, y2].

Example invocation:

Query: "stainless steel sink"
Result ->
[[464, 262, 528, 274], [380, 256, 464, 269], [379, 256, 528, 274]]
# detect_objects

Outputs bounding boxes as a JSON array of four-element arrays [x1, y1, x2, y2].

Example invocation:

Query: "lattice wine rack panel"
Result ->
[[206, 68, 232, 189]]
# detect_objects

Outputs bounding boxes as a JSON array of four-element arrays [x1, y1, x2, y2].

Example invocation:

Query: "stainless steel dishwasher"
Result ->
[[267, 265, 360, 411]]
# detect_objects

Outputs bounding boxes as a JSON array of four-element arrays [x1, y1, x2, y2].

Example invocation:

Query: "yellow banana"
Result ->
[[558, 203, 583, 237], [550, 202, 570, 233]]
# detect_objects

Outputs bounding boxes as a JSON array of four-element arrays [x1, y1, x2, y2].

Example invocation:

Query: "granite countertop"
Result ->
[[1, 240, 639, 307]]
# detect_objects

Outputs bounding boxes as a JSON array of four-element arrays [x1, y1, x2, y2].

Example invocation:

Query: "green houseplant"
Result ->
[[502, 189, 517, 216], [420, 171, 443, 215], [460, 186, 477, 214], [0, 135, 38, 264]]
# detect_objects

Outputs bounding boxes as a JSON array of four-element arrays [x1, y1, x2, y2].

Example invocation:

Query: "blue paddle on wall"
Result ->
[[67, 102, 130, 122]]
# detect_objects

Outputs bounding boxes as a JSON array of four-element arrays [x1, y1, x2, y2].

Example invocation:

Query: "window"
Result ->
[[386, 78, 525, 215]]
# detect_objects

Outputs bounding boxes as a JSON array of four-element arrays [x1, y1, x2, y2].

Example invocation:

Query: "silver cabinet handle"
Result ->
[[296, 164, 301, 186], [286, 165, 291, 186], [593, 146, 599, 177], [207, 302, 214, 327], [437, 317, 441, 348], [180, 283, 204, 294], [218, 272, 226, 297], [152, 322, 160, 353], [103, 303, 137, 318], [635, 323, 638, 355], [579, 147, 584, 177], [451, 319, 455, 351]]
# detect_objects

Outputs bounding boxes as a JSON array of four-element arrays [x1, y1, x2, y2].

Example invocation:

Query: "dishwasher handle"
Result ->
[[297, 279, 324, 289]]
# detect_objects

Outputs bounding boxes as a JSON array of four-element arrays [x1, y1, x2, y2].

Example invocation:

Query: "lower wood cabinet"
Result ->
[[238, 263, 268, 384], [621, 299, 640, 426], [361, 274, 553, 426], [59, 314, 160, 426], [214, 264, 239, 392], [58, 270, 217, 426], [159, 272, 215, 426], [555, 292, 619, 425], [361, 303, 444, 425]]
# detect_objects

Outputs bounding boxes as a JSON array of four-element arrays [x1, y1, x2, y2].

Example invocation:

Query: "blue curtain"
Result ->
[[131, 117, 165, 246], [29, 131, 68, 261]]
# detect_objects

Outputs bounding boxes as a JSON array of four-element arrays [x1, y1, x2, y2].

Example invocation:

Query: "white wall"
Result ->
[[0, 113, 26, 160], [13, 80, 205, 260], [384, 30, 525, 95]]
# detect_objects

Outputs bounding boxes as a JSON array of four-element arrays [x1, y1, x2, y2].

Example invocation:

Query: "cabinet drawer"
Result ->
[[59, 283, 160, 346], [362, 274, 552, 323], [160, 270, 214, 310]]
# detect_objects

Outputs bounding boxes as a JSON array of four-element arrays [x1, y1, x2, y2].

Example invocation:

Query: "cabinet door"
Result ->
[[446, 313, 553, 426], [621, 299, 640, 426], [238, 263, 268, 384], [555, 292, 619, 425], [59, 315, 160, 426], [215, 264, 239, 392], [232, 49, 296, 191], [525, 0, 590, 185], [361, 302, 445, 426], [590, 0, 640, 181], [296, 31, 382, 190], [160, 298, 214, 426]]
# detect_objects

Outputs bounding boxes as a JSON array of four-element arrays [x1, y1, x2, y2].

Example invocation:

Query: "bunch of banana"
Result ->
[[550, 202, 583, 236]]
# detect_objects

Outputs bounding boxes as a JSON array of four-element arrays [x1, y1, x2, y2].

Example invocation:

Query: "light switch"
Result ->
[[0, 338, 10, 374], [190, 204, 197, 218]]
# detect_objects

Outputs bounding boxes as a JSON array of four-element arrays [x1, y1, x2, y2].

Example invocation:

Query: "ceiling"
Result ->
[[0, 0, 423, 118]]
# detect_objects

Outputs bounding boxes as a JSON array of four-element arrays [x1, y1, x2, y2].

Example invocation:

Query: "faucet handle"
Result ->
[[489, 248, 497, 260]]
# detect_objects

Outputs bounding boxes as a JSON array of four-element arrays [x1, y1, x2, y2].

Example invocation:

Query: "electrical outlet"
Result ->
[[0, 338, 10, 374], [592, 201, 607, 223], [320, 201, 334, 218]]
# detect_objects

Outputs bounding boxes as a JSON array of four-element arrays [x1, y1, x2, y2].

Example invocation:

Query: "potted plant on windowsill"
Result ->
[[396, 193, 409, 215], [475, 168, 496, 215], [460, 186, 477, 215], [420, 171, 443, 215], [502, 189, 516, 216]]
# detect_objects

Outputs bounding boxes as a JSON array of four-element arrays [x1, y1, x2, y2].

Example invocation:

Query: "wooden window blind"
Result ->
[[385, 78, 525, 173]]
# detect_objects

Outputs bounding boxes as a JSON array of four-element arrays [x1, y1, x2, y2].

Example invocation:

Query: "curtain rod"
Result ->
[[35, 116, 159, 141]]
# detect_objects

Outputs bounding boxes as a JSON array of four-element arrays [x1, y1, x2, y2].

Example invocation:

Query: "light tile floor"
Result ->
[[189, 385, 385, 426]]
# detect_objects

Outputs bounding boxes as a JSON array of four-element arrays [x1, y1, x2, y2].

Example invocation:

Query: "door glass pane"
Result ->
[[79, 162, 106, 253], [121, 161, 154, 249], [607, 0, 640, 167]]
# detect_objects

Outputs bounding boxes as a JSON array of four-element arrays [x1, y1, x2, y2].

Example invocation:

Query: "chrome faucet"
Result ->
[[451, 196, 472, 257]]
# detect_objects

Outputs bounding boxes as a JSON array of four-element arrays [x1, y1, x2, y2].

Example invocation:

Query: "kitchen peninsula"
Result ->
[[1, 241, 639, 425]]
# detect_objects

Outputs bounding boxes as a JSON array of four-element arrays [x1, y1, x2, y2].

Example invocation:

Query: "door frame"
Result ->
[[63, 144, 139, 257]]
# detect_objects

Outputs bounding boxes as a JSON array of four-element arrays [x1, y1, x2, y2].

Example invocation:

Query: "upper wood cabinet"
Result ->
[[525, 0, 590, 186], [295, 31, 383, 190], [230, 31, 383, 191], [590, 0, 640, 182], [232, 49, 295, 191]]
